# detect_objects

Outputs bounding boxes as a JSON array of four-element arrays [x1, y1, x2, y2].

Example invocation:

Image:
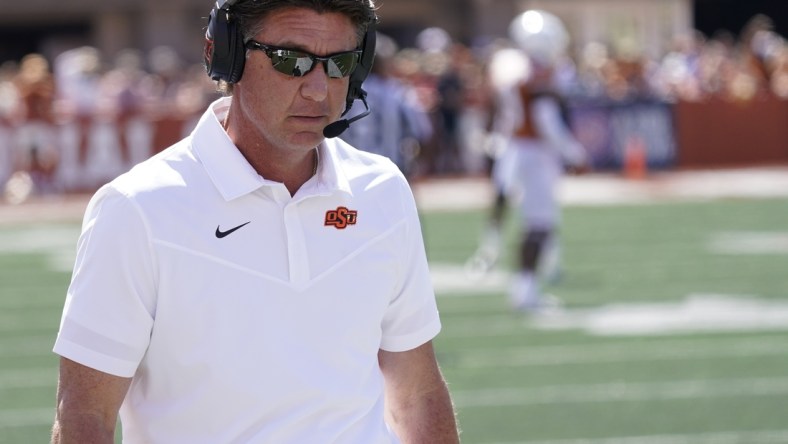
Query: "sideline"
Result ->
[[452, 376, 788, 408], [2, 166, 788, 224], [412, 166, 788, 212]]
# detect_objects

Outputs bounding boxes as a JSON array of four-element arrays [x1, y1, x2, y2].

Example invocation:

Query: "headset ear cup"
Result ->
[[205, 5, 246, 83], [226, 16, 246, 83], [344, 24, 377, 114]]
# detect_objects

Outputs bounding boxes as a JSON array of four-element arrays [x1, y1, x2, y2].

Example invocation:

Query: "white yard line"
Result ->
[[412, 166, 788, 212], [452, 376, 788, 408], [3, 167, 788, 224], [448, 336, 788, 368], [437, 293, 788, 337]]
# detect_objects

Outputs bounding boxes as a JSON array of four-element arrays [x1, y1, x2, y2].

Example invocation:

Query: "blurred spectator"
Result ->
[[0, 61, 20, 187], [653, 16, 787, 102], [651, 31, 704, 101], [5, 53, 59, 200], [54, 46, 102, 169], [742, 14, 788, 99], [455, 44, 497, 175], [433, 45, 466, 174], [770, 45, 788, 98], [96, 49, 146, 166], [173, 63, 221, 119], [139, 45, 186, 115], [340, 33, 432, 177], [0, 14, 785, 198]]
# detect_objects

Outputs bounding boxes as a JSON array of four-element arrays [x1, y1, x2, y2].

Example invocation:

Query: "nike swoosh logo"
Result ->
[[215, 221, 251, 239]]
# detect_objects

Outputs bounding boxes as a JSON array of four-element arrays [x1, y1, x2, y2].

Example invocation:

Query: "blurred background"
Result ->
[[1, 0, 788, 443], [0, 0, 786, 195]]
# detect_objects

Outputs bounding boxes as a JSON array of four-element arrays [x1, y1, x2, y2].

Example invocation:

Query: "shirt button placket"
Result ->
[[283, 201, 309, 285]]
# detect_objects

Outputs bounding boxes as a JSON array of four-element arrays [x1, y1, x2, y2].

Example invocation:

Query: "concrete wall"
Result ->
[[518, 0, 692, 59]]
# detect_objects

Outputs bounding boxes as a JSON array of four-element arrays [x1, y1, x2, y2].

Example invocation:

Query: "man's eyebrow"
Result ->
[[263, 42, 308, 52], [259, 41, 358, 56], [270, 43, 336, 57]]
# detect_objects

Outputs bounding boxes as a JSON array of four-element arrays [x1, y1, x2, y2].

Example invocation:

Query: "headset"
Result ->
[[343, 21, 376, 115], [204, 0, 245, 84], [204, 0, 377, 118]]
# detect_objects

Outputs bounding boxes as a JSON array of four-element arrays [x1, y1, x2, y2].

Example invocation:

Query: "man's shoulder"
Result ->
[[108, 139, 200, 199], [328, 137, 403, 178]]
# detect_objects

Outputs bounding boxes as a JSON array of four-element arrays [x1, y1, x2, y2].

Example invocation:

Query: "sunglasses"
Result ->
[[245, 40, 361, 79]]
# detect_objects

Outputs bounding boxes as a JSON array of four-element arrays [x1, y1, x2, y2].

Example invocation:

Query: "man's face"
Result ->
[[233, 8, 358, 152]]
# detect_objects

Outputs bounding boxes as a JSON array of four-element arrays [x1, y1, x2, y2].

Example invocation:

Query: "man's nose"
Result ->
[[300, 62, 330, 101]]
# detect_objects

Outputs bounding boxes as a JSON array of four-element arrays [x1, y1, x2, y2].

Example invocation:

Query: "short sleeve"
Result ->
[[53, 185, 157, 377], [379, 177, 441, 352]]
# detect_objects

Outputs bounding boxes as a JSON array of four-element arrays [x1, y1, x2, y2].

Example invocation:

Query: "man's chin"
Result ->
[[288, 130, 325, 148]]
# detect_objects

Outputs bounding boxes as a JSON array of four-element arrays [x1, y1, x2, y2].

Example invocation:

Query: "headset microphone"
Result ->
[[323, 22, 376, 139], [323, 92, 371, 138]]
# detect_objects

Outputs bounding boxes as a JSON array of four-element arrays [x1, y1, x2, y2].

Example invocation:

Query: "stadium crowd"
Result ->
[[0, 14, 786, 202]]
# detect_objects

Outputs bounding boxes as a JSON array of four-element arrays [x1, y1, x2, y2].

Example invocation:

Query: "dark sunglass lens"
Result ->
[[263, 46, 358, 78], [292, 57, 314, 77], [270, 50, 314, 77], [326, 53, 359, 78]]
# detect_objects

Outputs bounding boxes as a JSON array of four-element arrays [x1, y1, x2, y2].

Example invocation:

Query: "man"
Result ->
[[51, 1, 459, 442], [501, 59, 587, 312], [467, 15, 587, 312], [6, 53, 58, 200]]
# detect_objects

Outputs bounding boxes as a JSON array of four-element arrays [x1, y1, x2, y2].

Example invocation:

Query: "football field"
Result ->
[[1, 169, 788, 443]]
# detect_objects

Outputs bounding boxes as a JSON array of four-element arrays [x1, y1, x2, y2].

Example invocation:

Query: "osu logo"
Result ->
[[325, 207, 358, 229]]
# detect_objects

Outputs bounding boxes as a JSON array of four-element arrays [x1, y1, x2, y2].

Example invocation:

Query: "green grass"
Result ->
[[2, 197, 788, 443], [0, 241, 72, 443], [423, 197, 788, 443]]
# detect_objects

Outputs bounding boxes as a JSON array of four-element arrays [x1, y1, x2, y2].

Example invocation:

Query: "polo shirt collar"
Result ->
[[314, 138, 353, 198], [190, 97, 353, 201]]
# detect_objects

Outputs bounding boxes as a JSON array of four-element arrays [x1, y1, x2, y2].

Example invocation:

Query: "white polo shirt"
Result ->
[[54, 97, 441, 443]]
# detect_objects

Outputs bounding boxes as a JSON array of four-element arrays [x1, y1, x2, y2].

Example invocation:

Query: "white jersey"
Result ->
[[54, 97, 441, 443], [492, 85, 586, 228]]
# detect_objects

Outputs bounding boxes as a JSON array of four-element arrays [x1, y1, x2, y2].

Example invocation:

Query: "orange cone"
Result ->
[[624, 136, 647, 180]]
